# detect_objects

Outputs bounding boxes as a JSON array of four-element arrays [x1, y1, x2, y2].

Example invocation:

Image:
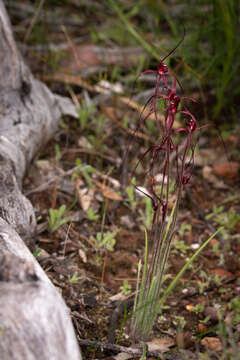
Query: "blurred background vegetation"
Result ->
[[7, 0, 240, 130]]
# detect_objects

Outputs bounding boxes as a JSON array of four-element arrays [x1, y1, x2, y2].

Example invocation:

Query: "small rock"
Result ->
[[120, 215, 135, 230], [204, 306, 219, 323], [182, 287, 196, 296], [191, 243, 200, 250]]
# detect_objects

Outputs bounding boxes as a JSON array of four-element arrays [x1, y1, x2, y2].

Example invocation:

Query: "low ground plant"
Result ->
[[47, 205, 71, 233], [93, 230, 118, 251]]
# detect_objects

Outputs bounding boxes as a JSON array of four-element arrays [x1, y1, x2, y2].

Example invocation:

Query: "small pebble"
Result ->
[[191, 243, 200, 250]]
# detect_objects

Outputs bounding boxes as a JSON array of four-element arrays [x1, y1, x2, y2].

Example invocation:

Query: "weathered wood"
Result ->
[[0, 1, 82, 358], [0, 246, 81, 360]]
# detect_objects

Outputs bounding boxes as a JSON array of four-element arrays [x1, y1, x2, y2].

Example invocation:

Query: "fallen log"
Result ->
[[0, 1, 81, 358]]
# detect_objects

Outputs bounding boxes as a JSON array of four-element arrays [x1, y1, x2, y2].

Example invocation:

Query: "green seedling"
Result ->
[[77, 99, 95, 130], [86, 208, 99, 222], [206, 206, 240, 244], [197, 269, 217, 294], [47, 205, 71, 233], [173, 315, 186, 330], [33, 248, 42, 258], [178, 223, 192, 237], [193, 303, 205, 315], [212, 241, 220, 255], [55, 144, 62, 161], [212, 274, 223, 286], [139, 197, 153, 230], [94, 230, 118, 251], [120, 280, 132, 296], [205, 204, 225, 220], [68, 272, 82, 283], [172, 239, 190, 255], [92, 114, 107, 137], [73, 158, 96, 188], [216, 208, 240, 231], [197, 280, 208, 295], [125, 177, 138, 212]]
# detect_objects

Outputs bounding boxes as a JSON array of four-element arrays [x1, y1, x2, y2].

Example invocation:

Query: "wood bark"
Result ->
[[0, 1, 82, 359]]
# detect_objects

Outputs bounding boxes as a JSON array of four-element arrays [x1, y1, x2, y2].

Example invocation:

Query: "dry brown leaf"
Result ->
[[113, 352, 133, 360], [213, 161, 240, 179], [147, 336, 175, 353], [75, 177, 95, 211], [93, 179, 123, 201], [210, 268, 233, 280], [78, 249, 87, 264]]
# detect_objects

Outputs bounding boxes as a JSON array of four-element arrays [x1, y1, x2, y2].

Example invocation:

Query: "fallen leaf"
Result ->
[[93, 179, 123, 201], [147, 336, 175, 353], [75, 177, 95, 211], [210, 268, 233, 280], [109, 292, 127, 302], [113, 352, 133, 360], [78, 249, 87, 263], [201, 337, 222, 351], [213, 161, 239, 179], [39, 237, 54, 243]]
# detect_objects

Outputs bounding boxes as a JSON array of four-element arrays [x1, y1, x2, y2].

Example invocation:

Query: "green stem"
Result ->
[[107, 0, 161, 61]]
